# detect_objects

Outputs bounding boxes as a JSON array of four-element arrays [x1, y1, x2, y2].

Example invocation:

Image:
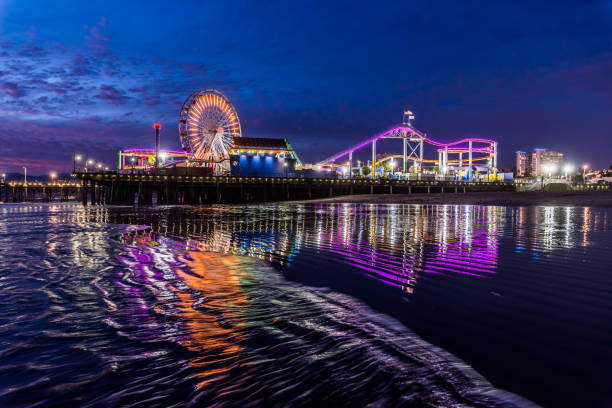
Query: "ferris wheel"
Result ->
[[179, 89, 241, 163]]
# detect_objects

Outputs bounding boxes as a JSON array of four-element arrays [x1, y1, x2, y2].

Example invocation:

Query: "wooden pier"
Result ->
[[0, 182, 81, 203], [73, 172, 516, 205]]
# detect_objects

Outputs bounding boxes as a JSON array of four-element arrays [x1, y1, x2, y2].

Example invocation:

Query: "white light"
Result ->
[[75, 155, 82, 161], [159, 152, 168, 160], [88, 159, 94, 165], [563, 164, 574, 173]]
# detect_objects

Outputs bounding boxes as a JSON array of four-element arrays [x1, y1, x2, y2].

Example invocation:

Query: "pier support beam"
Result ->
[[372, 140, 376, 180], [419, 139, 424, 180], [468, 140, 473, 181], [403, 138, 407, 173]]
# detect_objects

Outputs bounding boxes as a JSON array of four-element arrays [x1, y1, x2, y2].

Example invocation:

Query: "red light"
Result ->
[[153, 123, 162, 129]]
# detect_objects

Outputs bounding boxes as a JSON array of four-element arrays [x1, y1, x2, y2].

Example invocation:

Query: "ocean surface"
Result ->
[[0, 203, 610, 407]]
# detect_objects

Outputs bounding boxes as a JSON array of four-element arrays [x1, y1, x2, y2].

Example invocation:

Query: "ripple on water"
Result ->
[[5, 203, 610, 407]]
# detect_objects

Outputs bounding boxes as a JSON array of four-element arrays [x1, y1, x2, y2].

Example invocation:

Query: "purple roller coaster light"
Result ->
[[318, 125, 497, 165]]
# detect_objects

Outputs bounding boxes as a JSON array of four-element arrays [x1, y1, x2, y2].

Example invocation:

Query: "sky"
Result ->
[[0, 0, 610, 174]]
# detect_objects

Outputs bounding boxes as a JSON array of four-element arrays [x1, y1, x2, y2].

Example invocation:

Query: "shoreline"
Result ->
[[304, 190, 612, 207]]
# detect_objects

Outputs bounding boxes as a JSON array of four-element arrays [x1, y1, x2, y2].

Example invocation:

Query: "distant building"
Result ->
[[516, 151, 529, 177], [532, 148, 563, 176]]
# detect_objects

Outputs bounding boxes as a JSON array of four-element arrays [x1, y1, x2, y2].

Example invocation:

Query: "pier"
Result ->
[[0, 182, 81, 203], [74, 171, 516, 205]]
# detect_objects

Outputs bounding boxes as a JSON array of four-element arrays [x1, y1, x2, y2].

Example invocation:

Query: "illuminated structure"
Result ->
[[531, 149, 563, 177], [229, 137, 299, 177], [317, 111, 498, 181], [118, 149, 188, 170], [179, 89, 241, 173], [516, 151, 530, 177]]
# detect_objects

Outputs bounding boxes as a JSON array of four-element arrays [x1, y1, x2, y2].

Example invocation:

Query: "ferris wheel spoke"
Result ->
[[179, 90, 241, 164]]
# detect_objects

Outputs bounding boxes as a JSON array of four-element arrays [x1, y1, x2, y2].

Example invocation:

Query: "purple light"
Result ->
[[123, 148, 186, 154], [318, 125, 497, 165]]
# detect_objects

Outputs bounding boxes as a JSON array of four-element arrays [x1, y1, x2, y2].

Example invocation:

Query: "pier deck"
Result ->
[[73, 172, 516, 205]]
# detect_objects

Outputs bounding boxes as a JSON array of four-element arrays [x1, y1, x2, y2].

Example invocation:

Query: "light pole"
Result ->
[[73, 154, 82, 172], [563, 164, 574, 180], [86, 159, 94, 172], [541, 164, 550, 191], [284, 160, 288, 177], [583, 164, 588, 183], [50, 172, 57, 184], [23, 167, 27, 186], [390, 160, 395, 178], [154, 123, 162, 171]]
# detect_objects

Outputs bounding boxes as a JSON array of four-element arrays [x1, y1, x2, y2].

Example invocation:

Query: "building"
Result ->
[[229, 137, 300, 177], [118, 149, 188, 171], [516, 151, 529, 177], [117, 136, 301, 177], [531, 148, 563, 176]]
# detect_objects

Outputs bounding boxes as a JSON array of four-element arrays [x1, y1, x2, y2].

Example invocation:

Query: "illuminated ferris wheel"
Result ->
[[179, 89, 241, 163]]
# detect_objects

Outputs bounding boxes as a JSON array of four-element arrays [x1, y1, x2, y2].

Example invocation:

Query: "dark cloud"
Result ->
[[1, 82, 26, 98], [68, 54, 99, 77], [99, 84, 128, 105]]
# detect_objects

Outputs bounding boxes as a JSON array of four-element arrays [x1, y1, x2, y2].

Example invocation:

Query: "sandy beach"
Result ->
[[306, 190, 612, 207]]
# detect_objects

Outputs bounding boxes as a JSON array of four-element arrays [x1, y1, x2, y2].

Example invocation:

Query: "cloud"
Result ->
[[99, 84, 129, 105], [1, 82, 25, 98]]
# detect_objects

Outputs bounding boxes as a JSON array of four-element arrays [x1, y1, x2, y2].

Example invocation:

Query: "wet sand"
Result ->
[[306, 190, 612, 207]]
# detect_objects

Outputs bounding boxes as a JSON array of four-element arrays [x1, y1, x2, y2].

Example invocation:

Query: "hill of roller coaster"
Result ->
[[316, 124, 497, 168]]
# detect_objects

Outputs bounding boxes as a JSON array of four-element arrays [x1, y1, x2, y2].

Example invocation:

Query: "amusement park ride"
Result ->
[[119, 89, 298, 177], [117, 89, 497, 181], [317, 110, 498, 181], [178, 89, 242, 174]]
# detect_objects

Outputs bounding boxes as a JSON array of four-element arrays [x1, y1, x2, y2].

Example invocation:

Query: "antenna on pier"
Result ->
[[402, 110, 415, 125]]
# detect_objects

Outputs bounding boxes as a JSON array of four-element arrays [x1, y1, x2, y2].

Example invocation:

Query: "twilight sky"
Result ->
[[0, 0, 610, 174]]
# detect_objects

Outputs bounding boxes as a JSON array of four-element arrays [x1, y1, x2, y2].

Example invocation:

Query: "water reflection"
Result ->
[[1, 203, 610, 407], [115, 204, 509, 294]]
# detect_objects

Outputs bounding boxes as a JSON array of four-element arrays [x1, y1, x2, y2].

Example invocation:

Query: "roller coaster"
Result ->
[[316, 111, 498, 181]]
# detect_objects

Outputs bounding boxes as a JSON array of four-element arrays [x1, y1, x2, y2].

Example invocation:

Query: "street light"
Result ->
[[390, 160, 396, 176], [563, 164, 574, 179], [73, 154, 82, 172], [543, 163, 556, 178], [159, 152, 167, 167], [23, 167, 27, 186], [50, 172, 57, 183]]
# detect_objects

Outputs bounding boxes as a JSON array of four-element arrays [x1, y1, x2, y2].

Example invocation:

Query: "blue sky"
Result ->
[[0, 0, 610, 173]]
